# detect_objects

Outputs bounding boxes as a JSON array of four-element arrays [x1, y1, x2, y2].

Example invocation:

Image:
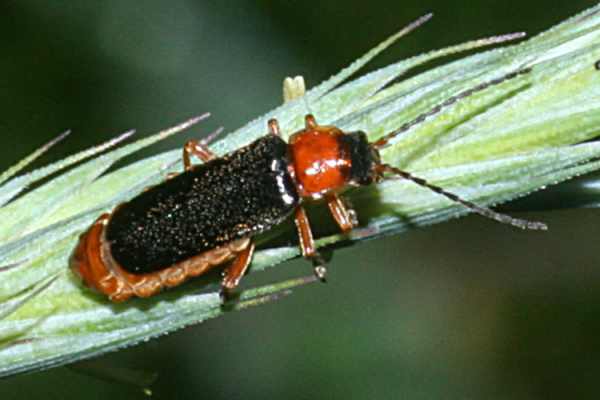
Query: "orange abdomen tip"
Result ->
[[70, 214, 251, 302]]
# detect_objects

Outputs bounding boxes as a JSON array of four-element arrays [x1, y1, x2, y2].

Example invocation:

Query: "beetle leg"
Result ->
[[305, 114, 317, 129], [326, 193, 358, 233], [268, 118, 281, 136], [183, 140, 216, 170], [220, 241, 256, 299], [294, 206, 327, 281]]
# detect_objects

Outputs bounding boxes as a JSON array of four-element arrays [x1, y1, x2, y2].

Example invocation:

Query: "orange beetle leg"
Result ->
[[294, 206, 327, 281], [304, 114, 317, 129], [221, 241, 256, 300], [183, 139, 216, 170], [326, 193, 358, 233]]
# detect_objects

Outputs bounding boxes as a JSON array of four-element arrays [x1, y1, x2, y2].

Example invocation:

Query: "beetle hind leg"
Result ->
[[220, 241, 256, 300]]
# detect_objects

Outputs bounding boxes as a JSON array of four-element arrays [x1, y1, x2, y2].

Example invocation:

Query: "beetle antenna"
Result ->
[[377, 164, 547, 230], [373, 67, 532, 149]]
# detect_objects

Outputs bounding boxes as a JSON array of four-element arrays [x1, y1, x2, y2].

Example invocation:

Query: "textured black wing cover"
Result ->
[[106, 135, 299, 273]]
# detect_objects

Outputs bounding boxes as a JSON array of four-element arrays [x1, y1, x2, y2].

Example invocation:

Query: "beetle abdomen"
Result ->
[[105, 135, 298, 274]]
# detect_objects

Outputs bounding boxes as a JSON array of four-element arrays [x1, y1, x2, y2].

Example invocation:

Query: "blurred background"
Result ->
[[1, 1, 599, 399]]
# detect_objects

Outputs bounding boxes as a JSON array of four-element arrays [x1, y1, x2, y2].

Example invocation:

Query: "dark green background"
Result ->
[[1, 1, 599, 399]]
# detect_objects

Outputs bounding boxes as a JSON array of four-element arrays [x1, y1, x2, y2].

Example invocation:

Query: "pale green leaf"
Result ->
[[2, 6, 600, 377]]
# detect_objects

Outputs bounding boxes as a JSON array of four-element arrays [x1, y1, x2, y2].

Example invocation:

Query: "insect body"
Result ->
[[72, 70, 546, 302], [71, 116, 384, 301]]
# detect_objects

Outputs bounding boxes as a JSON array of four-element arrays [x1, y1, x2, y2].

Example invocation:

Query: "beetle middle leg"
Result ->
[[169, 128, 223, 179], [221, 241, 256, 299], [180, 127, 224, 173], [183, 140, 216, 170], [326, 193, 358, 233], [294, 206, 327, 281], [155, 138, 217, 185]]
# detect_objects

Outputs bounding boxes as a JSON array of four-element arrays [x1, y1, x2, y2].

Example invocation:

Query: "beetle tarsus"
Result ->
[[219, 287, 233, 303], [311, 255, 328, 283]]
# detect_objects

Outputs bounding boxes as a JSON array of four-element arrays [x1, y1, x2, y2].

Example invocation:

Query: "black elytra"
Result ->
[[105, 135, 299, 274]]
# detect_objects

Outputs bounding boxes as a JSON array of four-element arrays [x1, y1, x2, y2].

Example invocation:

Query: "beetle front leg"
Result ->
[[304, 114, 317, 129], [268, 118, 281, 136], [326, 193, 358, 233], [294, 206, 327, 281]]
